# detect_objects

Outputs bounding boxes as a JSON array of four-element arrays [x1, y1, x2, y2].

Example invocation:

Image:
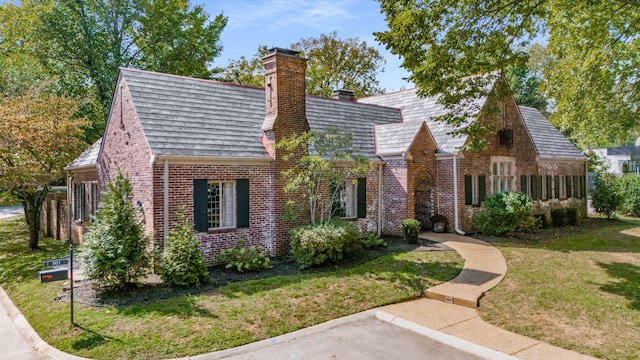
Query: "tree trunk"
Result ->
[[20, 191, 46, 251]]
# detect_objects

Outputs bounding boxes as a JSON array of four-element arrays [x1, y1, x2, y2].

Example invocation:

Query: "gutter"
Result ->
[[378, 163, 383, 236], [452, 152, 465, 235], [163, 159, 169, 249]]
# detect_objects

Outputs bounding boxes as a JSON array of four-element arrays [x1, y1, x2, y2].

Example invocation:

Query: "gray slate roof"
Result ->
[[119, 68, 401, 160], [374, 121, 424, 156], [359, 88, 486, 153], [606, 146, 640, 156], [518, 106, 585, 160], [66, 138, 102, 170]]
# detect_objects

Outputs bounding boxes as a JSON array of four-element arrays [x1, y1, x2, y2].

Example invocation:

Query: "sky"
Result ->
[[203, 0, 413, 92]]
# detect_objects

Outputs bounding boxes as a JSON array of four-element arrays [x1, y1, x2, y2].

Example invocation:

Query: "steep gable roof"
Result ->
[[65, 138, 102, 170], [359, 88, 486, 153], [119, 68, 401, 160], [518, 106, 585, 160], [374, 121, 426, 156]]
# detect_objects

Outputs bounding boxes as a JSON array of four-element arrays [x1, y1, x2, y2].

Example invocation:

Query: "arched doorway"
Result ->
[[414, 171, 434, 230]]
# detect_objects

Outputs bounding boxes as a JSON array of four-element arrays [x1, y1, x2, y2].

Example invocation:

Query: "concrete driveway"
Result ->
[[0, 205, 23, 220]]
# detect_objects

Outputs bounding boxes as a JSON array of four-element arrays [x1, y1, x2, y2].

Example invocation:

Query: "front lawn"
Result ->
[[0, 217, 463, 360], [477, 218, 640, 360]]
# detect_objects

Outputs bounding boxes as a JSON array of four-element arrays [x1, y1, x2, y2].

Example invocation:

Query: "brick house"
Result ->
[[67, 47, 587, 262]]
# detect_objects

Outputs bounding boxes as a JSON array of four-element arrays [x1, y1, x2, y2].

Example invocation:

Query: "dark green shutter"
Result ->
[[546, 176, 552, 200], [520, 175, 528, 194], [193, 179, 208, 232], [538, 176, 543, 200], [566, 176, 572, 198], [478, 175, 486, 203], [357, 178, 367, 218], [236, 179, 250, 228], [581, 175, 586, 198], [465, 175, 473, 205], [573, 176, 579, 198], [531, 176, 538, 200], [554, 175, 560, 198]]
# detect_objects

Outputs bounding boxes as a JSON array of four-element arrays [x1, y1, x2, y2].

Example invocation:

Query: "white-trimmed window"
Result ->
[[72, 183, 85, 222], [88, 182, 99, 221], [491, 157, 515, 193], [341, 180, 358, 218], [207, 181, 235, 229]]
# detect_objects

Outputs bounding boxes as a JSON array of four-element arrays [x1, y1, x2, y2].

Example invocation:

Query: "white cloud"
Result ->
[[220, 0, 357, 32]]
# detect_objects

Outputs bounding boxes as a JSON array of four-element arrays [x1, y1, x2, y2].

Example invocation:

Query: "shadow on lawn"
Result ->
[[72, 325, 122, 351], [597, 261, 640, 310]]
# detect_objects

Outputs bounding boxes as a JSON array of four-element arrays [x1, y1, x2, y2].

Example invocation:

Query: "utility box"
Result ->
[[39, 268, 68, 283]]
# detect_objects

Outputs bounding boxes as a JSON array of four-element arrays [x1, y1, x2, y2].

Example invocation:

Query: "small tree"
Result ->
[[81, 172, 150, 289], [616, 174, 640, 217], [591, 172, 621, 219], [0, 88, 87, 250], [160, 209, 209, 287], [277, 127, 371, 225]]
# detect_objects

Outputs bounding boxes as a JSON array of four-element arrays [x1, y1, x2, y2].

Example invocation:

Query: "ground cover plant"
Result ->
[[475, 217, 640, 360], [0, 216, 462, 360]]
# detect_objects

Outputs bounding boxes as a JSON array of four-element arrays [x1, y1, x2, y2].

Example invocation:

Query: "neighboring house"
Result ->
[[591, 138, 640, 174], [67, 47, 587, 262]]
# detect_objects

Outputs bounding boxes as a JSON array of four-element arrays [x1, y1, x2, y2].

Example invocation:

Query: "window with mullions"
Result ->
[[491, 157, 515, 193], [193, 179, 250, 232], [331, 178, 367, 219], [72, 183, 85, 221]]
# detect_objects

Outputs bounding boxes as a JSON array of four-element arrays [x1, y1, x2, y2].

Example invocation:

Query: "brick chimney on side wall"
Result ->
[[261, 47, 310, 255]]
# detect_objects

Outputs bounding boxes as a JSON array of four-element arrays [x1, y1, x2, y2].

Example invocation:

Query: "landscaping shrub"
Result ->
[[360, 233, 387, 248], [591, 172, 621, 219], [616, 174, 640, 217], [159, 210, 210, 286], [402, 218, 421, 243], [565, 207, 578, 226], [80, 172, 150, 289], [218, 240, 271, 272], [474, 191, 535, 236], [534, 214, 549, 229], [550, 208, 566, 227], [290, 220, 361, 269]]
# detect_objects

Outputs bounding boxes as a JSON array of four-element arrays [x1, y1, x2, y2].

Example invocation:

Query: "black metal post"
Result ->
[[69, 243, 74, 325]]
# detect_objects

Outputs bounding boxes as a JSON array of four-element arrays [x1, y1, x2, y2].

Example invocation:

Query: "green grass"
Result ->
[[0, 217, 463, 360], [478, 219, 640, 360]]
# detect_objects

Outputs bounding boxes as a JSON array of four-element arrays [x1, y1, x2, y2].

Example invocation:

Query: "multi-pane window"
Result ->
[[491, 157, 515, 193], [558, 175, 567, 198], [72, 183, 85, 221], [207, 181, 234, 229], [465, 175, 486, 205], [341, 180, 358, 218], [88, 182, 100, 221]]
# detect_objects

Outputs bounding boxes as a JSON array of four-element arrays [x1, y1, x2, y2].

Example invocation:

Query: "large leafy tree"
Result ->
[[1, 0, 227, 143], [0, 88, 87, 250], [222, 32, 386, 97], [375, 0, 640, 148]]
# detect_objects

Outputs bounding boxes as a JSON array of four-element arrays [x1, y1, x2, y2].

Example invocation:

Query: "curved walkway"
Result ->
[[378, 231, 596, 360]]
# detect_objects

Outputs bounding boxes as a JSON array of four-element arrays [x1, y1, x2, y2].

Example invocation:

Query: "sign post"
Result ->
[[69, 243, 74, 325]]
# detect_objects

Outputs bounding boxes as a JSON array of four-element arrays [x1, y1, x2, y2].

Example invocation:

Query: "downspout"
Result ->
[[377, 163, 383, 236], [163, 159, 169, 249], [452, 152, 466, 235]]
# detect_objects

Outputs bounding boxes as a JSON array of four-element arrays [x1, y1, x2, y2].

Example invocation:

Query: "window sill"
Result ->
[[340, 217, 358, 221], [206, 226, 237, 234]]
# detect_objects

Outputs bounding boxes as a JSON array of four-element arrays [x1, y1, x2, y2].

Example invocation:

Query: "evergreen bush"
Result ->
[[474, 191, 535, 236], [566, 207, 578, 226], [402, 218, 421, 243], [360, 233, 387, 248], [218, 240, 271, 272], [159, 210, 210, 286], [591, 172, 621, 219], [80, 172, 150, 289], [290, 220, 361, 269], [616, 174, 640, 217], [550, 208, 566, 227]]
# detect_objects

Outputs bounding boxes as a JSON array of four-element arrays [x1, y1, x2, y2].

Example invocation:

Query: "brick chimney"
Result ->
[[261, 48, 309, 146], [332, 89, 356, 102], [261, 47, 310, 255]]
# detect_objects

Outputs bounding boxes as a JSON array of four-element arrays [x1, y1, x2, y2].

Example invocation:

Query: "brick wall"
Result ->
[[152, 162, 277, 265], [382, 158, 408, 236], [98, 80, 155, 238]]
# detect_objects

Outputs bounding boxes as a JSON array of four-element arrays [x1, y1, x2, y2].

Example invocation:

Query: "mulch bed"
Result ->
[[64, 237, 451, 308]]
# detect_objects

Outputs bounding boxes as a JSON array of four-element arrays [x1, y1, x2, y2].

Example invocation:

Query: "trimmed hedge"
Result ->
[[474, 191, 536, 236]]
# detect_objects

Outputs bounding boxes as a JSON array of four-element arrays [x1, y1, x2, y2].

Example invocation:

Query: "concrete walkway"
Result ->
[[378, 231, 596, 360]]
